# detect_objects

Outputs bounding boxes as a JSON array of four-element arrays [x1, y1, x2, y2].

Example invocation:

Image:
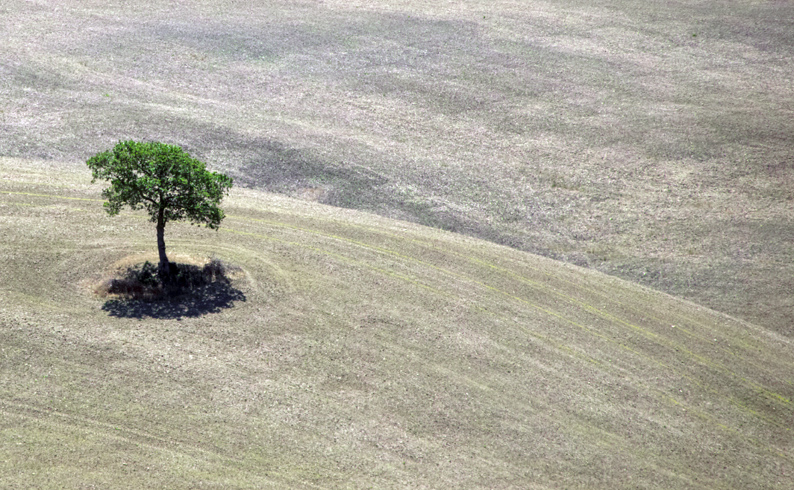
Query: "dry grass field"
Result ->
[[1, 157, 792, 488], [2, 0, 794, 487], [1, 0, 792, 335]]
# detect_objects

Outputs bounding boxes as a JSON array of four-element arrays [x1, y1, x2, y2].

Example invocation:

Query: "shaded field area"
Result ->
[[96, 259, 246, 319], [1, 0, 793, 334], [1, 159, 792, 488]]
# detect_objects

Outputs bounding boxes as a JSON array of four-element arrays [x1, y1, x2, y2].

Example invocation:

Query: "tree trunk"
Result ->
[[156, 207, 170, 281]]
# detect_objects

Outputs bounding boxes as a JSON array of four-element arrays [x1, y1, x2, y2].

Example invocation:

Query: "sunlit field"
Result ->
[[1, 0, 793, 487], [1, 157, 792, 488]]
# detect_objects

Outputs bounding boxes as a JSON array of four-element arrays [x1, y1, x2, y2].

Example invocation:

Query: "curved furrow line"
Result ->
[[224, 214, 794, 425], [347, 219, 794, 388], [218, 220, 793, 458]]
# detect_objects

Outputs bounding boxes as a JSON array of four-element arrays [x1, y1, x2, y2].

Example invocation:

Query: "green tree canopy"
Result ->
[[87, 140, 233, 278]]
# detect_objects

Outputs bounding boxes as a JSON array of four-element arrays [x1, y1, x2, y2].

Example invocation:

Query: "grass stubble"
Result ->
[[1, 0, 792, 335], [1, 0, 794, 487], [1, 159, 792, 488]]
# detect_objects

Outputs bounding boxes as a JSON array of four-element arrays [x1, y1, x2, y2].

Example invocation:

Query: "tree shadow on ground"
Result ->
[[99, 260, 246, 319]]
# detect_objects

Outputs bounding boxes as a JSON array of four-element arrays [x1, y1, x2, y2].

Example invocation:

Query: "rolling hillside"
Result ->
[[2, 0, 793, 335], [1, 158, 791, 488]]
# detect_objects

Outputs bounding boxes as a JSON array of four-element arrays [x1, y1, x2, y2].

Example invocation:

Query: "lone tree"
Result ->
[[87, 140, 233, 280]]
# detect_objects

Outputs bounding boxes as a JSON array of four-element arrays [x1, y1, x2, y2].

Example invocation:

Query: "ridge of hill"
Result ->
[[1, 158, 791, 489]]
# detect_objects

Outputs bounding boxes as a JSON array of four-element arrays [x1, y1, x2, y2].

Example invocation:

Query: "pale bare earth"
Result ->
[[2, 3, 794, 485]]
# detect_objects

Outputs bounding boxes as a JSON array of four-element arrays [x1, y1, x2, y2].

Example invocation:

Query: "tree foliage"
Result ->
[[87, 140, 233, 278]]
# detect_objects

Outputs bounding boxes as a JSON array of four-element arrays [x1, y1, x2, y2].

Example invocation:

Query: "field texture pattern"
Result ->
[[1, 0, 792, 334], [1, 159, 792, 488]]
